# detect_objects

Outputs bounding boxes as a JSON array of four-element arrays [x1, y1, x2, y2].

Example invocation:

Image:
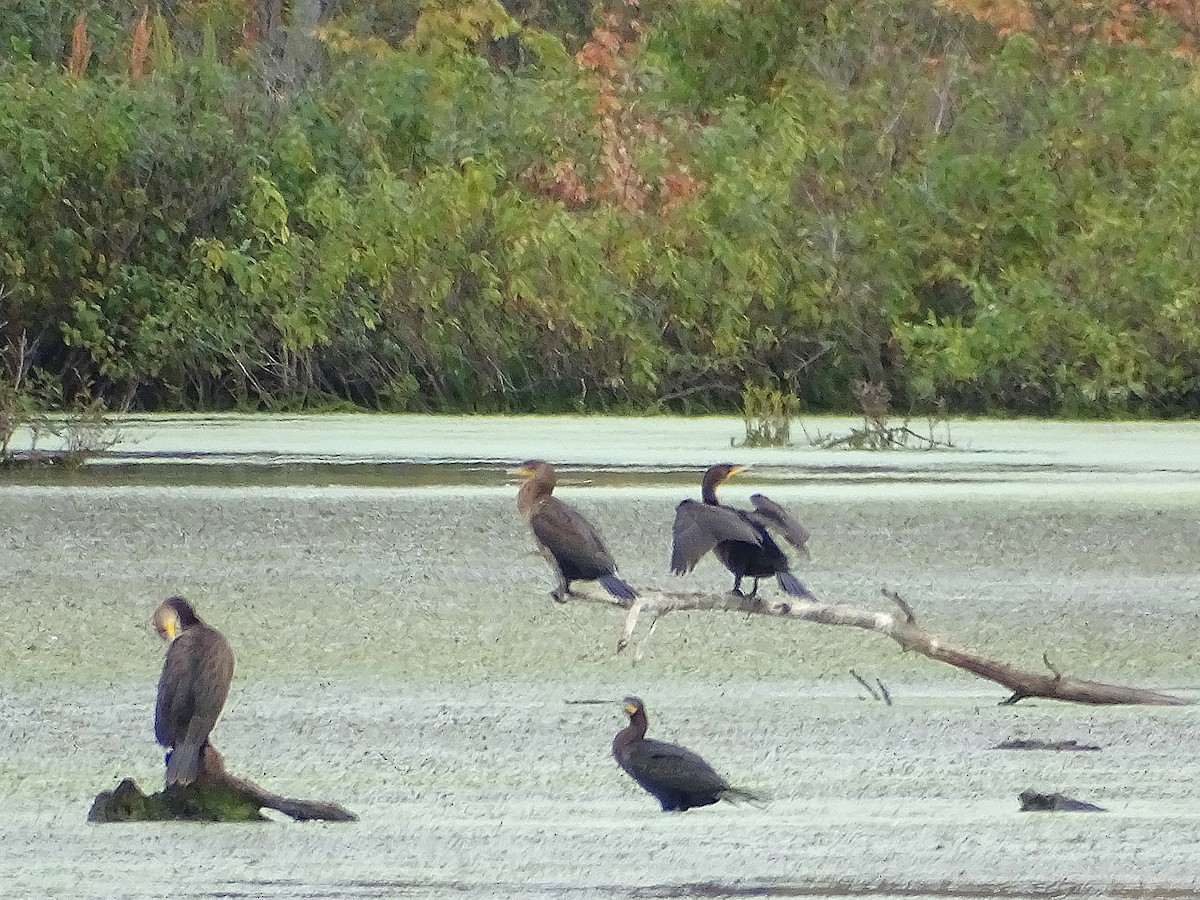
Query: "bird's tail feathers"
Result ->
[[721, 786, 769, 807], [601, 575, 638, 601], [165, 742, 201, 787], [776, 571, 814, 599]]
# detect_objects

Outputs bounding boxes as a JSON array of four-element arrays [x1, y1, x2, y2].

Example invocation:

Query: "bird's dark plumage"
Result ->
[[510, 459, 637, 602], [153, 596, 235, 788], [612, 696, 764, 812], [671, 464, 812, 598]]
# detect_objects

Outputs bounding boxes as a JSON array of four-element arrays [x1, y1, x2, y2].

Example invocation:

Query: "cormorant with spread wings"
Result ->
[[671, 463, 812, 599]]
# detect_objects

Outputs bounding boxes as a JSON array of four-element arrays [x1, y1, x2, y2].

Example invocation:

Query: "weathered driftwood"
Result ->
[[994, 738, 1101, 752], [88, 745, 357, 823], [563, 584, 1191, 707]]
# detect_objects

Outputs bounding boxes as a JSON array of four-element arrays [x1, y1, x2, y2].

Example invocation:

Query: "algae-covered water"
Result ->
[[2, 415, 1199, 898]]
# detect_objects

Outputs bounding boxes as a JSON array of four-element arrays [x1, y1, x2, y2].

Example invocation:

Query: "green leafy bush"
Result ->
[[2, 0, 1198, 415]]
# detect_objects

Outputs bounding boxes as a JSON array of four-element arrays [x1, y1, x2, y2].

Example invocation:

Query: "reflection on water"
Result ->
[[4, 414, 1200, 492], [0, 458, 1172, 490]]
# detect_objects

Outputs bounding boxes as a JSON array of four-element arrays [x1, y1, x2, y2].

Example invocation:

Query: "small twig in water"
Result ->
[[877, 679, 893, 706], [850, 669, 881, 700]]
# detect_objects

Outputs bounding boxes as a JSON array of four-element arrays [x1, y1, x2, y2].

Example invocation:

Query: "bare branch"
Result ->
[[634, 615, 660, 665], [882, 588, 917, 625], [565, 585, 1190, 707], [1043, 652, 1063, 679], [616, 599, 645, 652]]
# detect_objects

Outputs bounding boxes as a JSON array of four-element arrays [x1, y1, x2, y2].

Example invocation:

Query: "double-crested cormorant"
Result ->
[[613, 696, 765, 811], [671, 463, 812, 598], [509, 459, 637, 602], [153, 596, 235, 788]]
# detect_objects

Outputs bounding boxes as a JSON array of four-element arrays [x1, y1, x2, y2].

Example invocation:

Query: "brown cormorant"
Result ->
[[153, 596, 235, 787], [612, 696, 765, 811], [671, 463, 812, 598], [509, 460, 637, 602]]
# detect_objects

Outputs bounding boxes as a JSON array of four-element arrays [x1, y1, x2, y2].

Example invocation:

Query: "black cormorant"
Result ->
[[153, 596, 235, 787], [612, 696, 765, 811], [671, 463, 812, 598]]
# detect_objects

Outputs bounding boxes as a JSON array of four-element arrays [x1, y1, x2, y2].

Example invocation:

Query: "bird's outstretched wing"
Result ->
[[748, 493, 811, 556], [671, 499, 763, 575]]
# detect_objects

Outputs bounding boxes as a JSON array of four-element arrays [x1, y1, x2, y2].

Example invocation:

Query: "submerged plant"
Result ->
[[737, 382, 799, 447], [1, 327, 123, 468]]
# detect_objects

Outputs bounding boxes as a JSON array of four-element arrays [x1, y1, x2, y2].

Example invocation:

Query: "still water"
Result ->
[[2, 415, 1199, 898]]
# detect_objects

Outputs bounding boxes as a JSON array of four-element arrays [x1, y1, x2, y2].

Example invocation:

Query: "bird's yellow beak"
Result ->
[[506, 466, 532, 478], [164, 618, 179, 642], [623, 701, 639, 716], [728, 465, 749, 478]]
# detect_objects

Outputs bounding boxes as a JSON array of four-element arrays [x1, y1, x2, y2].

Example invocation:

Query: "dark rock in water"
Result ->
[[1018, 789, 1105, 812], [995, 738, 1101, 752]]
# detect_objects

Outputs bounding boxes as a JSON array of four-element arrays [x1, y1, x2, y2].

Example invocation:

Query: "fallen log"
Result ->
[[993, 738, 1101, 752], [88, 745, 357, 823], [562, 584, 1191, 707]]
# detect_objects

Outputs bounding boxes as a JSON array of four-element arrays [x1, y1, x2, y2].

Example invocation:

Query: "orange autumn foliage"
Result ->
[[128, 7, 152, 80], [936, 0, 1199, 53], [67, 14, 91, 79]]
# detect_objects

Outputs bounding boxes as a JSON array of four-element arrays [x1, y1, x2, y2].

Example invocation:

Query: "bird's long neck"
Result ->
[[516, 476, 553, 518], [615, 709, 648, 749], [701, 473, 722, 506], [169, 598, 203, 629]]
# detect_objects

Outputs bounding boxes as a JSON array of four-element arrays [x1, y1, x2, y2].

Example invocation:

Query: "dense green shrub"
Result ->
[[1, 0, 1198, 414]]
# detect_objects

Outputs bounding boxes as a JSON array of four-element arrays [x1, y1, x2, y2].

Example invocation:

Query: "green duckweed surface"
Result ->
[[2, 416, 1199, 898]]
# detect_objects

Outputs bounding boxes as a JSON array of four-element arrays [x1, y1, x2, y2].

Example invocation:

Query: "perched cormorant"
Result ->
[[509, 459, 637, 602], [612, 696, 765, 811], [153, 596, 235, 788], [671, 463, 812, 598]]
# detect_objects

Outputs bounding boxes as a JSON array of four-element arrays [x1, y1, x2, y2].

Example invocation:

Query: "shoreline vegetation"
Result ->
[[3, 1, 1200, 428]]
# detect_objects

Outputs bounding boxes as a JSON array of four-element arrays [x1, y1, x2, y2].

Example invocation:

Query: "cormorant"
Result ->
[[671, 463, 812, 598], [509, 459, 637, 602], [612, 696, 765, 811], [153, 596, 235, 788]]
